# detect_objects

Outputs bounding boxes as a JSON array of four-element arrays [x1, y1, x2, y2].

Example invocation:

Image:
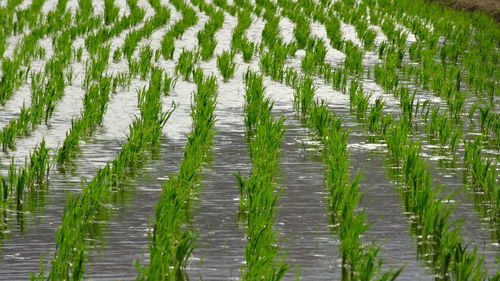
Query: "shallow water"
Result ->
[[0, 0, 498, 280]]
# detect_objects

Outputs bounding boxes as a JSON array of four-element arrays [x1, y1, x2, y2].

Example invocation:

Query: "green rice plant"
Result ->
[[175, 49, 197, 81], [160, 36, 176, 60], [324, 16, 343, 50], [243, 70, 273, 138], [113, 48, 122, 62], [302, 99, 403, 280], [261, 15, 282, 48], [104, 0, 119, 25], [368, 98, 385, 133], [361, 28, 377, 50], [137, 45, 154, 79], [301, 39, 327, 75], [217, 50, 237, 82], [343, 42, 365, 75], [0, 139, 51, 222], [396, 87, 416, 126], [162, 73, 177, 96], [293, 15, 311, 49], [231, 10, 254, 62], [293, 76, 316, 117], [122, 6, 170, 59], [348, 80, 372, 119], [240, 39, 255, 62]]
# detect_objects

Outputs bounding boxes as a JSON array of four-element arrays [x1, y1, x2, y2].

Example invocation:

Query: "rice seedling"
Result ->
[[368, 97, 386, 134], [175, 49, 198, 81], [348, 80, 372, 120], [343, 42, 365, 75], [162, 73, 177, 96], [217, 50, 237, 82], [293, 76, 316, 118]]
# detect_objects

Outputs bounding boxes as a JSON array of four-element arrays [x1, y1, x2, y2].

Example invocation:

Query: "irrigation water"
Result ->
[[0, 0, 498, 280]]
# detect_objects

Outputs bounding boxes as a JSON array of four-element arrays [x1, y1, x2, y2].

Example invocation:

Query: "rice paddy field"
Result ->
[[0, 0, 498, 280]]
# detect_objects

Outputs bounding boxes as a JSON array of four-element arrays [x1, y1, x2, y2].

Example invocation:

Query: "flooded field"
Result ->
[[0, 0, 498, 279]]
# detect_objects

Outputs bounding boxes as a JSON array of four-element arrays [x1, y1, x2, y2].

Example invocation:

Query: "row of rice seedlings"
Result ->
[[252, 4, 490, 273], [192, 0, 225, 61], [230, 10, 255, 62], [85, 0, 146, 57], [463, 137, 499, 244], [120, 0, 171, 60], [0, 140, 50, 226], [331, 13, 471, 157], [1, 0, 46, 40], [276, 1, 498, 272], [368, 0, 498, 100], [370, 0, 497, 119], [0, 0, 26, 40], [290, 1, 367, 76], [0, 42, 73, 151], [0, 0, 77, 105], [158, 0, 199, 60], [339, 70, 490, 278], [333, 50, 492, 279], [325, 0, 478, 151], [32, 67, 174, 280], [272, 46, 400, 276], [290, 0, 464, 149], [237, 70, 289, 280], [347, 68, 495, 269], [240, 5, 400, 272], [384, 120, 489, 280], [56, 76, 112, 170], [137, 69, 218, 280]]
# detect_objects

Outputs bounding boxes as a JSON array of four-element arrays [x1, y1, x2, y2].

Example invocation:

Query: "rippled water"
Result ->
[[0, 1, 498, 280]]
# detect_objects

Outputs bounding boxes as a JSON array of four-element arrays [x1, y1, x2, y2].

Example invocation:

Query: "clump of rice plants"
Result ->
[[293, 76, 316, 117], [0, 139, 51, 226], [175, 49, 198, 81], [217, 50, 237, 82]]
